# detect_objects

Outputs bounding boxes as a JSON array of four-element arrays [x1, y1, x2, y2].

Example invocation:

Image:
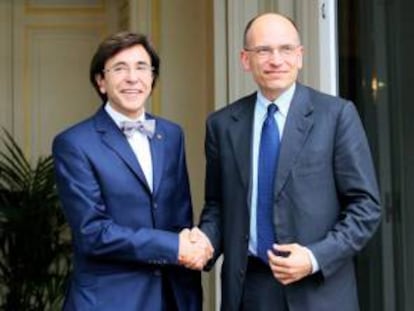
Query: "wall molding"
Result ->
[[25, 0, 105, 15]]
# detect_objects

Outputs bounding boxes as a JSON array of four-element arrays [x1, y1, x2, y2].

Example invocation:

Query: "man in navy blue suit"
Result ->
[[52, 31, 212, 311], [196, 13, 381, 310]]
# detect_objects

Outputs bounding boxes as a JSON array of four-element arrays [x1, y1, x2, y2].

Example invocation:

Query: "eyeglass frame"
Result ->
[[244, 44, 302, 59], [102, 61, 154, 77]]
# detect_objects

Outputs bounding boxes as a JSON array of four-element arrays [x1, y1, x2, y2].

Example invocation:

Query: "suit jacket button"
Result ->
[[153, 202, 158, 209], [154, 269, 162, 276], [240, 269, 245, 278]]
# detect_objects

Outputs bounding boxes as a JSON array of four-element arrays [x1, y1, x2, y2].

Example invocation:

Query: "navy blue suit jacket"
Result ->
[[53, 107, 201, 311], [200, 83, 381, 311]]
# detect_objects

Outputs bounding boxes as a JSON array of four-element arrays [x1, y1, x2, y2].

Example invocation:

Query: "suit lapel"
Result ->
[[228, 93, 256, 190], [94, 107, 152, 193], [147, 114, 164, 195], [275, 84, 314, 198]]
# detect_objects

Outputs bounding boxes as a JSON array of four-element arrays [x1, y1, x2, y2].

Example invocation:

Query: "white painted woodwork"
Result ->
[[7, 0, 117, 160], [0, 1, 13, 136]]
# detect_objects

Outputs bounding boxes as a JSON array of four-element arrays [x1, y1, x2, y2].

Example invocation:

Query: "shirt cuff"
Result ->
[[304, 247, 320, 274]]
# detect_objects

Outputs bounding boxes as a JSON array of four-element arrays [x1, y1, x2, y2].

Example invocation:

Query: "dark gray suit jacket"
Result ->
[[199, 83, 381, 311]]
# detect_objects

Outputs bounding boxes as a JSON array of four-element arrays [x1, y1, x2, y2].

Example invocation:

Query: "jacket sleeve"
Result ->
[[307, 101, 381, 278], [199, 119, 223, 269]]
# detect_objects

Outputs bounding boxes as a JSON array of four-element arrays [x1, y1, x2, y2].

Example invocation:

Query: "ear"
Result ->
[[95, 73, 106, 94], [240, 50, 251, 72]]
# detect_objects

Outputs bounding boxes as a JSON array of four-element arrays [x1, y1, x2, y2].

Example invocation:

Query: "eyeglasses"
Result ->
[[103, 63, 154, 77], [244, 44, 301, 59]]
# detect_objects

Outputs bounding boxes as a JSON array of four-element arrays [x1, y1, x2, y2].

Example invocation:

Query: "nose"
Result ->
[[267, 50, 285, 65], [125, 68, 140, 82]]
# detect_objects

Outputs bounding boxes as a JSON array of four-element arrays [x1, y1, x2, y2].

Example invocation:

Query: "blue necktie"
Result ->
[[257, 103, 280, 263]]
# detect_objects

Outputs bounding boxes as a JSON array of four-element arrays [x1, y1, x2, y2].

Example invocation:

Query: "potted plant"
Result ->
[[0, 129, 71, 310]]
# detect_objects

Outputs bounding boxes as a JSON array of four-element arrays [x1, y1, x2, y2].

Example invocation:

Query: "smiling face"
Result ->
[[96, 44, 154, 119], [241, 14, 303, 101]]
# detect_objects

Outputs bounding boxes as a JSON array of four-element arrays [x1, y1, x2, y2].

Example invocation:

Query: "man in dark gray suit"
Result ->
[[195, 12, 381, 311]]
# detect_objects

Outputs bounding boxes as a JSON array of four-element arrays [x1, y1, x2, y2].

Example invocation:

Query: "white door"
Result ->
[[1, 0, 118, 160]]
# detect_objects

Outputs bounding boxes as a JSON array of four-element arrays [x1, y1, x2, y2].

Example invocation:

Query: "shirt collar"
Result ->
[[256, 83, 296, 117], [104, 102, 145, 128]]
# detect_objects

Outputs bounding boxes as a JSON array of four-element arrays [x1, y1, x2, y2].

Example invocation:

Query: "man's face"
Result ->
[[96, 44, 154, 119], [241, 14, 303, 101]]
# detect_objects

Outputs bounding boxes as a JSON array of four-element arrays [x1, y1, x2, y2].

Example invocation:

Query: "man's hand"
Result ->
[[267, 243, 312, 285], [178, 227, 214, 270]]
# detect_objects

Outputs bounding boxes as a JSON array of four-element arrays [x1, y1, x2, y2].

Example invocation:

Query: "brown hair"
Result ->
[[89, 31, 160, 102]]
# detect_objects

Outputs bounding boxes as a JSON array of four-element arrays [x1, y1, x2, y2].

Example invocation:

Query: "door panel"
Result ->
[[11, 0, 117, 159], [0, 1, 13, 134]]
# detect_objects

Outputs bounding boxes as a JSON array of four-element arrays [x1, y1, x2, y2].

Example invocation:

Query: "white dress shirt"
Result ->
[[105, 103, 153, 191], [248, 84, 319, 273]]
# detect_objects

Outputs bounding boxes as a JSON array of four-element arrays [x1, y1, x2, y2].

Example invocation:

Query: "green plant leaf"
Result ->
[[0, 128, 71, 309]]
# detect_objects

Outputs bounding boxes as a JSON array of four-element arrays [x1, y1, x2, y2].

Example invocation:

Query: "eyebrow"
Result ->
[[110, 60, 151, 67]]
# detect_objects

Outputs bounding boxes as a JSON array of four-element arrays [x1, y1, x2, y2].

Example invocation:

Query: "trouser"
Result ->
[[240, 256, 289, 311]]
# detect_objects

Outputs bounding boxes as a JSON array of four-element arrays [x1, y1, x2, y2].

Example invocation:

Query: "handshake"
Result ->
[[178, 227, 214, 270]]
